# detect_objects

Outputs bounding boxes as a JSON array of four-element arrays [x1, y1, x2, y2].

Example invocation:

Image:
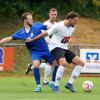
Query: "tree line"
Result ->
[[0, 0, 100, 20]]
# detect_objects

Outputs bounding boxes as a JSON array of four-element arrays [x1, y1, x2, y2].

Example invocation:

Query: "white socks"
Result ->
[[44, 64, 52, 83], [39, 63, 47, 69], [55, 66, 65, 86], [68, 65, 83, 84], [31, 63, 46, 69]]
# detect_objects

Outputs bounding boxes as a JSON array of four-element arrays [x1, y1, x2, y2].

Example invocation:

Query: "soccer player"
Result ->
[[43, 8, 58, 85], [26, 8, 58, 85], [0, 12, 56, 92], [26, 11, 84, 92]]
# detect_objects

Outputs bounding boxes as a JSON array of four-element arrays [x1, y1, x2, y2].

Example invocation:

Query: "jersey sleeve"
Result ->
[[43, 24, 47, 30], [11, 28, 26, 40], [47, 24, 58, 36], [41, 25, 47, 33], [43, 21, 47, 25]]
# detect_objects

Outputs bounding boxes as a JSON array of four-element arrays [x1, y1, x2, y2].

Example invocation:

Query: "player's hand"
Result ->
[[26, 38, 33, 42]]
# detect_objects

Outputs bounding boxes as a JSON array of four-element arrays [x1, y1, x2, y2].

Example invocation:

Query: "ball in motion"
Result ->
[[82, 80, 94, 92]]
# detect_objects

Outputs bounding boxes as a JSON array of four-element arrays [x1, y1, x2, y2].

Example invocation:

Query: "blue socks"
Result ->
[[52, 66, 58, 82], [33, 68, 40, 85], [33, 66, 58, 85]]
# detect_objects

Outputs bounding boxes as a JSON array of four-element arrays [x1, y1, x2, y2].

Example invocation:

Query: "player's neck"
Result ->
[[64, 20, 70, 27], [49, 19, 55, 24], [24, 23, 31, 33]]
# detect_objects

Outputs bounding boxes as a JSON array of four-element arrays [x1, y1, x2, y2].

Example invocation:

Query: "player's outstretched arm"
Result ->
[[0, 36, 13, 44], [26, 31, 48, 42]]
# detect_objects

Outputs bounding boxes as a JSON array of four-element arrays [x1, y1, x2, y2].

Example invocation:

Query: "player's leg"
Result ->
[[43, 52, 57, 87], [51, 65, 58, 83], [26, 61, 52, 85], [43, 63, 52, 85], [26, 61, 56, 85], [32, 60, 41, 92], [30, 52, 42, 92], [65, 50, 84, 92], [50, 48, 67, 92], [53, 58, 67, 92], [44, 63, 58, 86], [43, 51, 58, 85], [26, 62, 47, 75], [40, 62, 47, 69]]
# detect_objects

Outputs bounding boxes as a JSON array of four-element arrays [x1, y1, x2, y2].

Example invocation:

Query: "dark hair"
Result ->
[[22, 12, 32, 21], [49, 8, 57, 13], [66, 11, 79, 19]]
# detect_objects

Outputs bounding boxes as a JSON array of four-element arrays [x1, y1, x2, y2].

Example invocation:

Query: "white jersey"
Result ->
[[44, 20, 57, 30], [47, 21, 75, 51], [43, 20, 57, 42]]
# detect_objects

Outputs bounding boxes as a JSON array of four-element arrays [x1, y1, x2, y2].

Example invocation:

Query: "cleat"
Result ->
[[26, 64, 32, 75], [35, 85, 41, 92], [53, 86, 59, 92], [48, 82, 55, 90], [43, 82, 49, 85], [65, 83, 76, 92]]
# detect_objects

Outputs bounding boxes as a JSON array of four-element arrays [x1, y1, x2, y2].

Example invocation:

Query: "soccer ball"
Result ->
[[82, 80, 94, 92]]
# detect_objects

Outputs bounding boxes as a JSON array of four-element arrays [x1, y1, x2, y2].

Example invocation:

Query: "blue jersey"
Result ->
[[12, 22, 49, 52]]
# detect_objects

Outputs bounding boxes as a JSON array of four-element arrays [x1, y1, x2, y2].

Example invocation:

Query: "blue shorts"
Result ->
[[29, 51, 55, 65]]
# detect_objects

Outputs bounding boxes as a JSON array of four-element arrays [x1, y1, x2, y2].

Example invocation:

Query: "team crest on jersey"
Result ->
[[30, 32, 34, 38]]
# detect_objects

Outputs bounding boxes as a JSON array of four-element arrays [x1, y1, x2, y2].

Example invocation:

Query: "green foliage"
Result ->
[[0, 0, 30, 19], [0, 0, 99, 21]]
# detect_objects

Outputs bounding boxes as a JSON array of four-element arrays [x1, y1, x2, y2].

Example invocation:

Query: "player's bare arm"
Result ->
[[0, 36, 13, 44], [26, 31, 48, 42], [26, 24, 57, 43]]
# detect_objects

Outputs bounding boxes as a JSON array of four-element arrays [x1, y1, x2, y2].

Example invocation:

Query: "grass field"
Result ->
[[0, 77, 100, 100]]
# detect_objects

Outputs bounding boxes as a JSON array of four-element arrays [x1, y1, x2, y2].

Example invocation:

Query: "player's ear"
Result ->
[[24, 19, 27, 23]]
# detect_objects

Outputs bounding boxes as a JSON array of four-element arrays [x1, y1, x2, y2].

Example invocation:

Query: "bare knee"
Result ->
[[58, 58, 68, 67], [32, 60, 40, 68], [72, 56, 85, 67], [79, 61, 85, 66]]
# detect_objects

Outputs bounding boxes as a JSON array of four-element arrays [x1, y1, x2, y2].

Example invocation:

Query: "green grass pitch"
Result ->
[[0, 77, 100, 100]]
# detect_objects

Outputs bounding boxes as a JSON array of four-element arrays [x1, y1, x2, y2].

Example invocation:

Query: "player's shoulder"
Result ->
[[53, 21, 63, 28], [15, 27, 24, 34], [43, 20, 49, 25], [57, 21, 64, 25], [32, 22, 46, 27], [32, 22, 43, 26], [32, 22, 47, 30], [54, 22, 57, 24], [44, 20, 57, 25], [20, 27, 24, 31]]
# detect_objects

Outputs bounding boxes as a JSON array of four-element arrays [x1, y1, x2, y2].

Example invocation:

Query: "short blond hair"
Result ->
[[22, 12, 32, 21], [49, 8, 57, 13]]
